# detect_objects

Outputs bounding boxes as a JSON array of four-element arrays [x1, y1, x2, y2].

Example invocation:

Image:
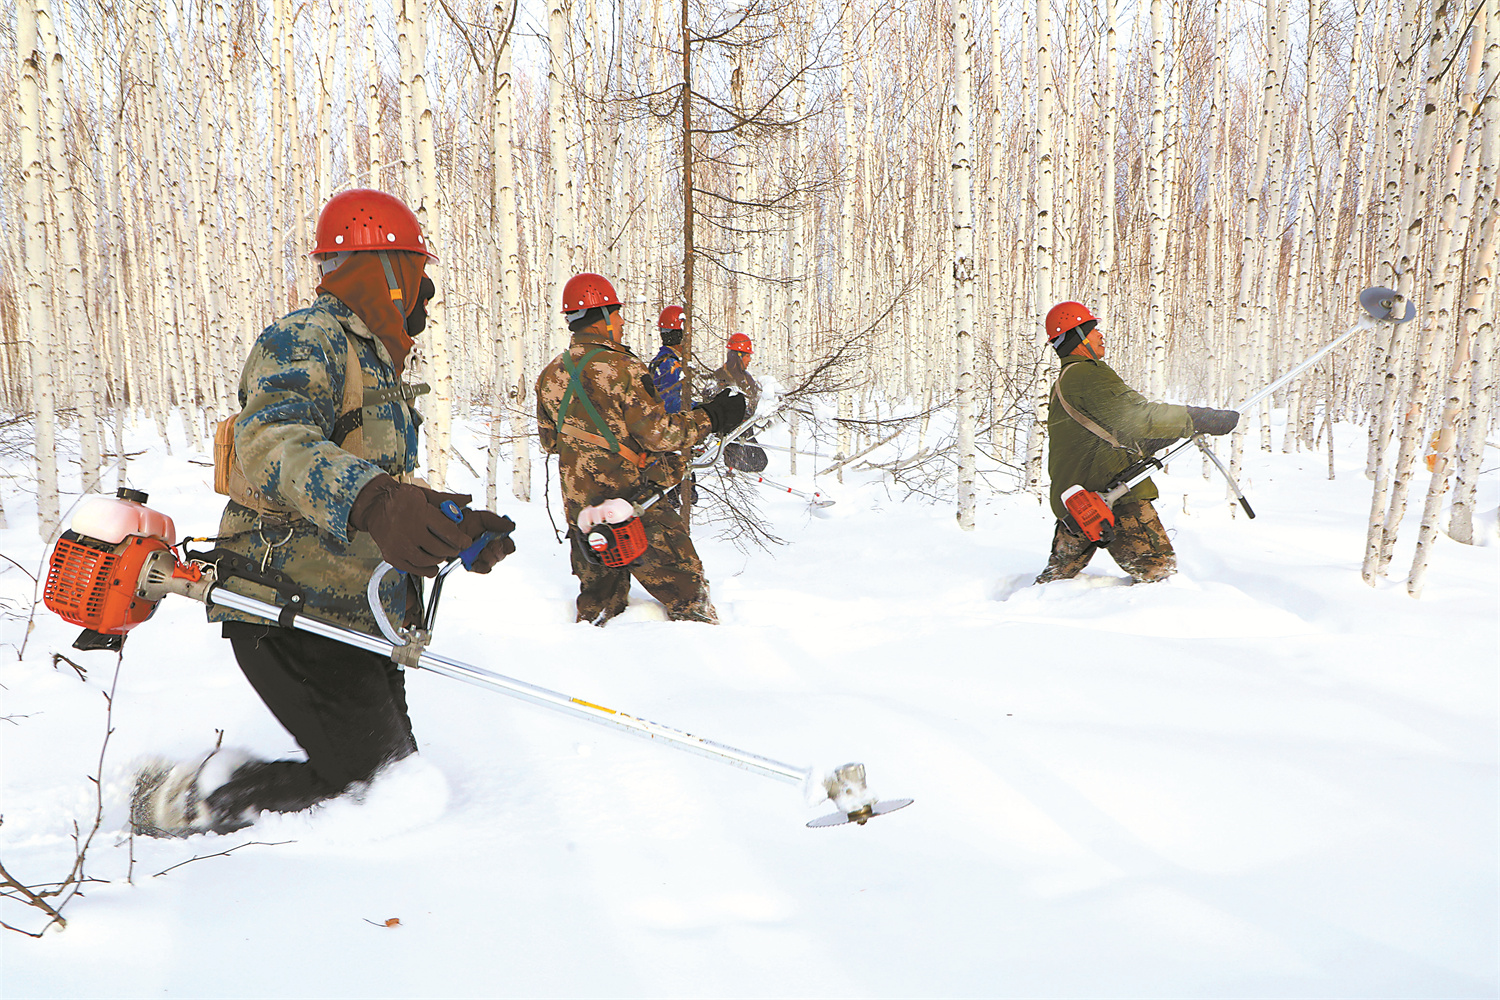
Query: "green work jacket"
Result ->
[[1045, 355, 1194, 521]]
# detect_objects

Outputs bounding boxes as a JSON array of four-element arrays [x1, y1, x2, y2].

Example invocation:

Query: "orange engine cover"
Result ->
[[44, 533, 169, 635], [586, 516, 649, 568], [1061, 485, 1116, 543]]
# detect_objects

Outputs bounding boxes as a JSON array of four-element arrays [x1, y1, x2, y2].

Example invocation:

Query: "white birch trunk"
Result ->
[[1145, 0, 1168, 399], [38, 0, 99, 486], [954, 0, 976, 530], [19, 0, 58, 536], [1368, 3, 1454, 579], [1026, 0, 1056, 498]]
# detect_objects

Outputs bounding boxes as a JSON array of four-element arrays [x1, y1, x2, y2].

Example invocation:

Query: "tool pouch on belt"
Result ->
[[570, 518, 648, 568], [215, 333, 396, 518]]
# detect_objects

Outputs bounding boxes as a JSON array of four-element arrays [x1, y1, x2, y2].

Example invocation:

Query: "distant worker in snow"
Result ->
[[132, 189, 516, 838], [536, 274, 746, 625], [703, 333, 768, 473], [704, 333, 762, 416], [648, 305, 690, 414], [1035, 300, 1239, 585]]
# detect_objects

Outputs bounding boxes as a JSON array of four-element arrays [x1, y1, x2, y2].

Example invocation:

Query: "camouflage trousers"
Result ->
[[1034, 498, 1177, 584], [567, 499, 717, 624]]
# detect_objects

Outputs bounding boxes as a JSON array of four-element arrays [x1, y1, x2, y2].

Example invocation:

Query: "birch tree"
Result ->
[[954, 0, 977, 529]]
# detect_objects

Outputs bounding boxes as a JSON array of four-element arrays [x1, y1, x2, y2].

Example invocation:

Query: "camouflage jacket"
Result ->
[[208, 293, 422, 635], [703, 360, 761, 417], [536, 326, 712, 507], [1046, 355, 1194, 521]]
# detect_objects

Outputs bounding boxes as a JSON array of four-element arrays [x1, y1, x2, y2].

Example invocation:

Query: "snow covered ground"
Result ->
[[1, 414, 1495, 998]]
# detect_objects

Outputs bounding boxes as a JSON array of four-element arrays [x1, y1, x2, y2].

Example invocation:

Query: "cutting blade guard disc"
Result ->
[[807, 798, 915, 828], [1359, 286, 1416, 323]]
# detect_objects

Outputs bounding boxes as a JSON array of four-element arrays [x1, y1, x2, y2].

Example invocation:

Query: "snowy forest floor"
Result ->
[[1, 411, 1496, 999]]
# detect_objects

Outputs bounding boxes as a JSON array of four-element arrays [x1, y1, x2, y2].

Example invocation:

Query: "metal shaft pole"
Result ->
[[1233, 318, 1368, 415], [205, 584, 811, 786]]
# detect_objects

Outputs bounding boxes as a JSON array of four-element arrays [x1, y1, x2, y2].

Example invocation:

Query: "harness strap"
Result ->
[[557, 348, 619, 449], [556, 423, 649, 468], [1051, 366, 1126, 450]]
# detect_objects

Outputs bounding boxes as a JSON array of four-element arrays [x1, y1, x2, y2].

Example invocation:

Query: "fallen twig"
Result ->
[[152, 840, 296, 878]]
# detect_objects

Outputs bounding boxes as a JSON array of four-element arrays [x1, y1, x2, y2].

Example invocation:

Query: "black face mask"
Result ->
[[406, 276, 436, 336], [660, 329, 683, 347]]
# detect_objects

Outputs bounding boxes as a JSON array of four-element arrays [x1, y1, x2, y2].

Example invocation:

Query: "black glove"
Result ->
[[698, 389, 748, 436], [349, 474, 471, 576], [1186, 406, 1240, 436]]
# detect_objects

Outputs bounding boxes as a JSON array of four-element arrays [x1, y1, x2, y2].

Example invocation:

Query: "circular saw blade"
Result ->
[[1358, 285, 1416, 323], [807, 797, 914, 828]]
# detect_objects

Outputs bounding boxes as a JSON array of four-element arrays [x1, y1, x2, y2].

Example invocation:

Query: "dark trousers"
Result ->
[[207, 622, 417, 819]]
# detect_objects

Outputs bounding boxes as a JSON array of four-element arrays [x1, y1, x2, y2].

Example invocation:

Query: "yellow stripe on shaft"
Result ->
[[570, 698, 616, 715]]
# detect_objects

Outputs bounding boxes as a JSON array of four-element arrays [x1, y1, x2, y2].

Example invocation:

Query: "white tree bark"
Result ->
[[954, 0, 976, 530], [1026, 0, 1056, 498], [19, 0, 58, 537]]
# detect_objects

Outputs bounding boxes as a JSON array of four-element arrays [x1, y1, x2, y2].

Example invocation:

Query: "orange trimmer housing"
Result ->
[[44, 532, 172, 636], [42, 489, 201, 640], [1061, 485, 1116, 543], [585, 516, 649, 568]]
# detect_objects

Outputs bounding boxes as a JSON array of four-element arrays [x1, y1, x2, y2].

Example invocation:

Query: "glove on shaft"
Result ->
[[405, 483, 517, 573], [455, 508, 517, 573], [699, 389, 748, 435], [349, 474, 472, 576], [1186, 406, 1240, 436]]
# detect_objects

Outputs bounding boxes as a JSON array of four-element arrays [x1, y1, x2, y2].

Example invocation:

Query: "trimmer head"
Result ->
[[1359, 286, 1416, 323], [807, 762, 913, 828]]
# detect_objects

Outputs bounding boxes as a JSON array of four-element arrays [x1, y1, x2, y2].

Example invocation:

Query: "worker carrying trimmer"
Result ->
[[1034, 301, 1239, 585], [131, 189, 517, 838], [537, 273, 746, 625]]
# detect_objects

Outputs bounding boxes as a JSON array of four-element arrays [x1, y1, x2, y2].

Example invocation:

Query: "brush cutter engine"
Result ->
[[42, 489, 207, 651], [1061, 485, 1116, 545], [573, 497, 650, 568]]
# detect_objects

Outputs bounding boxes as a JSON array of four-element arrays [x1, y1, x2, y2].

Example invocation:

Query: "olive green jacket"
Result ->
[[1045, 355, 1194, 521]]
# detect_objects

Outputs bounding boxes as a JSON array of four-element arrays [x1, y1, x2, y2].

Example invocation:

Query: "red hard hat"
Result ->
[[1045, 301, 1097, 345], [561, 273, 622, 314], [658, 305, 685, 330], [727, 333, 753, 354], [312, 189, 435, 259]]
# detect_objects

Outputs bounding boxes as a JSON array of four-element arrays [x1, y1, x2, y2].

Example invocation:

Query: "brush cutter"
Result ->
[[724, 467, 836, 508], [43, 490, 909, 828], [1061, 285, 1414, 543], [692, 397, 786, 470]]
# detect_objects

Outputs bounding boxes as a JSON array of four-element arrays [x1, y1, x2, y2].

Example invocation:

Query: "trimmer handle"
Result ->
[[439, 500, 504, 571]]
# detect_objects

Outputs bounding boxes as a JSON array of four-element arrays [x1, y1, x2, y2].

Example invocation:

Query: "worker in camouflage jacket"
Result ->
[[1035, 301, 1238, 585], [537, 273, 746, 626], [133, 190, 515, 840], [701, 333, 768, 473]]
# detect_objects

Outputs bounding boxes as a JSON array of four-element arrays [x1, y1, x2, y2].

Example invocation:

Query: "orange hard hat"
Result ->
[[1045, 301, 1097, 347], [312, 189, 435, 259], [561, 273, 622, 314], [727, 333, 753, 354], [658, 305, 685, 330]]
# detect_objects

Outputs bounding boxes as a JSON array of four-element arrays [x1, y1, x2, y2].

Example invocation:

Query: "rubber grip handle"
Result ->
[[439, 500, 500, 570], [1239, 497, 1256, 519]]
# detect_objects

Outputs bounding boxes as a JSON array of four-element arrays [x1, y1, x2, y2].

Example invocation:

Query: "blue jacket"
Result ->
[[649, 345, 687, 414]]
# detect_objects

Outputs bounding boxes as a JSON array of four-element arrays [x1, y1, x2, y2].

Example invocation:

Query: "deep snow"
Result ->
[[1, 413, 1495, 999]]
